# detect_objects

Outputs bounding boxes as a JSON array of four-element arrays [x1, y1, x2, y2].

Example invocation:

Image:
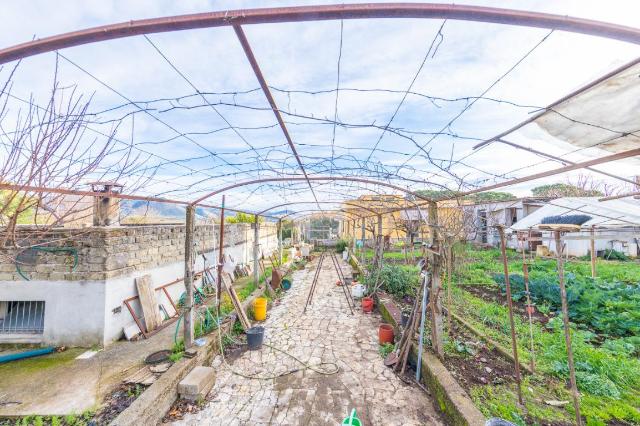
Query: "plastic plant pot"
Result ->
[[361, 297, 374, 313], [378, 324, 394, 345], [281, 278, 292, 290], [246, 326, 265, 350]]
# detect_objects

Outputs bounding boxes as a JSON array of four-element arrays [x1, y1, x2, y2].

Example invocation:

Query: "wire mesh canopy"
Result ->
[[1, 4, 640, 222]]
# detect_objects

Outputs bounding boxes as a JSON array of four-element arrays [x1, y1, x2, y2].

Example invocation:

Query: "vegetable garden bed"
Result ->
[[449, 244, 640, 425]]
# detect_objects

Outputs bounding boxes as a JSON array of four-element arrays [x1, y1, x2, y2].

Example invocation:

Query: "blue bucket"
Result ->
[[281, 278, 292, 291]]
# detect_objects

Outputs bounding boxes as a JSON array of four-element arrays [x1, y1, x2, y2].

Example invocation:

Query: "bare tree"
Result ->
[[0, 58, 146, 253]]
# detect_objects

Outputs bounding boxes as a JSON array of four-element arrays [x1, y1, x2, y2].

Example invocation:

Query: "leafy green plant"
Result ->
[[602, 249, 629, 261], [335, 239, 349, 253], [379, 343, 395, 358], [493, 272, 640, 337], [453, 340, 476, 356], [365, 264, 420, 297]]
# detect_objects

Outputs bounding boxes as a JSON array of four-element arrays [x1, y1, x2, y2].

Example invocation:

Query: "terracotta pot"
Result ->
[[361, 297, 374, 313], [379, 324, 394, 345]]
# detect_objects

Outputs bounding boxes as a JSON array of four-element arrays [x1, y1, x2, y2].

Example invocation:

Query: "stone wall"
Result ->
[[0, 223, 277, 282], [0, 222, 279, 346]]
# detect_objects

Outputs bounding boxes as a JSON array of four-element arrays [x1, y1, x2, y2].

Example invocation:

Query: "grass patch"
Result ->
[[0, 347, 85, 380], [452, 288, 640, 425]]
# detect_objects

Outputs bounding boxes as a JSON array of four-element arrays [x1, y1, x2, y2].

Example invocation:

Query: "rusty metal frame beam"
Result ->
[[2, 4, 640, 65], [445, 147, 640, 199], [281, 209, 353, 221], [0, 182, 280, 219], [599, 190, 640, 201], [493, 138, 640, 186], [233, 24, 321, 208], [257, 201, 379, 216], [190, 176, 434, 205]]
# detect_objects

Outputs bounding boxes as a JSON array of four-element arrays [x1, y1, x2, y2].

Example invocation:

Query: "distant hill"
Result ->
[[120, 200, 212, 220]]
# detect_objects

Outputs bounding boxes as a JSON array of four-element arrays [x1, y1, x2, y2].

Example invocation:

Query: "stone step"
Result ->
[[178, 366, 216, 402]]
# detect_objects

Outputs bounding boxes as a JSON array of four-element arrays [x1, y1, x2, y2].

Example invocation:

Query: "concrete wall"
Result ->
[[0, 222, 279, 346]]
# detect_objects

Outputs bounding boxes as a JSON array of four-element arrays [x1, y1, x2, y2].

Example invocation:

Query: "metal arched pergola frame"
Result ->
[[1, 3, 640, 65], [191, 176, 437, 205]]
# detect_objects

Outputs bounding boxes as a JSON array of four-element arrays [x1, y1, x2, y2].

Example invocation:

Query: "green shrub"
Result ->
[[335, 239, 348, 253], [366, 264, 420, 297]]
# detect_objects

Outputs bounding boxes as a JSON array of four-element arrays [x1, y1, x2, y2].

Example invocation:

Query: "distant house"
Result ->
[[339, 195, 469, 245], [464, 197, 555, 248], [509, 197, 640, 258]]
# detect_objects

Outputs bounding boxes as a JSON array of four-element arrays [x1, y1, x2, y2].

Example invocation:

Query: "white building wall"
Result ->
[[1, 223, 280, 347]]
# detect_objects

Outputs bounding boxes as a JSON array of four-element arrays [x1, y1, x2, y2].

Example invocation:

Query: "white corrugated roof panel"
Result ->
[[509, 197, 640, 230]]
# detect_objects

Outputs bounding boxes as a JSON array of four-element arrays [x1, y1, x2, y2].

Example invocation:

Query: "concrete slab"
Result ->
[[0, 322, 175, 416], [178, 366, 216, 401]]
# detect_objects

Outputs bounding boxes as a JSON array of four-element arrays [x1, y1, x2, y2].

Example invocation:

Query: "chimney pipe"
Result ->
[[90, 182, 123, 226]]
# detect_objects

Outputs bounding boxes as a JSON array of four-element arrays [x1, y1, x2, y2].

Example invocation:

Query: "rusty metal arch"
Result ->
[[2, 4, 640, 65], [257, 200, 398, 216], [191, 176, 435, 205], [281, 209, 352, 221]]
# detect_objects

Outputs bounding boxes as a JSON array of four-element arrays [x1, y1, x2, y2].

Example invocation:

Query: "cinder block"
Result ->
[[178, 366, 216, 401]]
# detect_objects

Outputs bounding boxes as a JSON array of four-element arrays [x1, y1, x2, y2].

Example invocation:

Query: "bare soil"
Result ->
[[443, 322, 516, 391], [464, 285, 551, 325], [92, 383, 149, 425]]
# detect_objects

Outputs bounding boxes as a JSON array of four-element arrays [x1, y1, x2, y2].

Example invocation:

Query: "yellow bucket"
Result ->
[[253, 297, 268, 321]]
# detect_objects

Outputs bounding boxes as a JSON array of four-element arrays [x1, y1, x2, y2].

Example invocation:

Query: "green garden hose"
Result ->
[[15, 246, 78, 281]]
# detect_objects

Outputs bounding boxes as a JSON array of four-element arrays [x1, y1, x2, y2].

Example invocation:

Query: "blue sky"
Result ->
[[1, 0, 639, 216]]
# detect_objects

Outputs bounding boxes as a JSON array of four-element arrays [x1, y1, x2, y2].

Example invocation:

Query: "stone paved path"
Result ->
[[173, 255, 443, 426]]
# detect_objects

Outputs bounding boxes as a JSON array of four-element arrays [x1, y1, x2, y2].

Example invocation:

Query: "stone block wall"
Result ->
[[0, 223, 278, 282]]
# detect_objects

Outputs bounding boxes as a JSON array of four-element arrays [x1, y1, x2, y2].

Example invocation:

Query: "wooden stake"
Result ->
[[375, 213, 383, 269], [446, 239, 453, 334], [360, 219, 366, 265], [254, 215, 260, 287], [497, 225, 523, 405], [278, 218, 283, 265], [590, 226, 597, 278], [521, 238, 536, 374], [554, 230, 583, 426], [428, 201, 444, 358], [216, 195, 226, 318], [183, 205, 195, 348]]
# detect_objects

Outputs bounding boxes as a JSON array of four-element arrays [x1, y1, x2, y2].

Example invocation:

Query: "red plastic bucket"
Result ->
[[378, 324, 394, 345], [361, 297, 374, 313]]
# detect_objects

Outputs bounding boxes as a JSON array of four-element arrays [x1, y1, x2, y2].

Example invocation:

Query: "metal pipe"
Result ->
[[191, 176, 434, 205], [233, 24, 321, 209], [3, 4, 640, 66], [446, 147, 640, 200], [0, 183, 278, 219], [590, 226, 597, 278], [599, 190, 640, 201], [492, 138, 640, 187], [257, 200, 379, 215]]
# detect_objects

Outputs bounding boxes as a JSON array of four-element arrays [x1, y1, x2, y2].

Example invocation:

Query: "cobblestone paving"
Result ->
[[173, 256, 443, 426]]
